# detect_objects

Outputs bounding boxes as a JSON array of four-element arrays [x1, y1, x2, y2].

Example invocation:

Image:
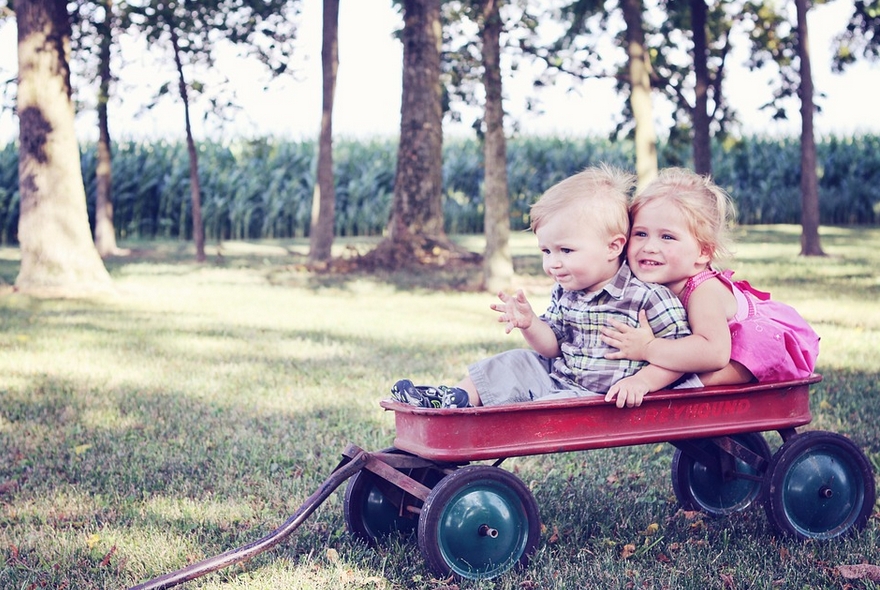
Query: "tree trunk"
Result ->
[[15, 0, 113, 296], [796, 0, 824, 256], [622, 0, 658, 188], [691, 0, 712, 176], [309, 0, 339, 265], [171, 26, 205, 262], [94, 0, 123, 258], [480, 0, 513, 292], [368, 0, 467, 269]]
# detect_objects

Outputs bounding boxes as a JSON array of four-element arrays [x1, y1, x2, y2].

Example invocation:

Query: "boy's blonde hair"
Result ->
[[530, 164, 635, 239], [631, 167, 737, 262]]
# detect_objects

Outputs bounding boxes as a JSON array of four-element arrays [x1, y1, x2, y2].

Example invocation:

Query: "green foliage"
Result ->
[[0, 142, 18, 245], [0, 134, 879, 246]]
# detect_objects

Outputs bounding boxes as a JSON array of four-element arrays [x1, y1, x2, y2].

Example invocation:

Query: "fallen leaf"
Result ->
[[621, 543, 636, 559], [326, 548, 339, 563], [100, 545, 117, 567], [73, 444, 92, 456], [720, 572, 736, 589], [547, 525, 559, 544], [642, 523, 659, 536], [837, 564, 880, 581], [86, 534, 101, 550]]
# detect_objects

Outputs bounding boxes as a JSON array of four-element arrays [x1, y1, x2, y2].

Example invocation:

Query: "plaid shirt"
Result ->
[[542, 262, 691, 394]]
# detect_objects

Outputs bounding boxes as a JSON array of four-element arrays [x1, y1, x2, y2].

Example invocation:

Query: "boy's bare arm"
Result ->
[[491, 290, 561, 358]]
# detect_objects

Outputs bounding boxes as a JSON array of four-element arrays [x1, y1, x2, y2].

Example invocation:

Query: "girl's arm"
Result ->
[[605, 365, 684, 408], [601, 279, 734, 373]]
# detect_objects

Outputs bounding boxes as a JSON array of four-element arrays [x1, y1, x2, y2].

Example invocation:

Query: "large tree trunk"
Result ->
[[364, 0, 477, 269], [15, 0, 113, 296], [480, 0, 513, 292], [622, 0, 658, 188], [94, 0, 123, 258], [309, 0, 339, 265], [691, 0, 712, 175], [796, 0, 824, 256], [170, 26, 205, 263]]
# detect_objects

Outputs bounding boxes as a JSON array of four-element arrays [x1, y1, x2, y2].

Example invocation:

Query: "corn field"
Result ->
[[0, 134, 878, 245]]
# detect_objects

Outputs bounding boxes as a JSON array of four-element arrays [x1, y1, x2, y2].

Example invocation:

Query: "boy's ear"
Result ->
[[608, 234, 627, 259]]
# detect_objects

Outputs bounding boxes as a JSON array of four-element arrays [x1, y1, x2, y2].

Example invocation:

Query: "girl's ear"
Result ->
[[698, 244, 713, 265]]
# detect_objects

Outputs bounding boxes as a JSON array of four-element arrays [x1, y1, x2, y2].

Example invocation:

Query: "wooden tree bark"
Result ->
[[622, 0, 658, 188], [15, 0, 113, 296], [364, 0, 475, 269], [480, 0, 513, 292], [170, 25, 205, 262], [796, 0, 824, 256], [309, 0, 339, 265], [94, 0, 123, 258], [691, 0, 712, 176]]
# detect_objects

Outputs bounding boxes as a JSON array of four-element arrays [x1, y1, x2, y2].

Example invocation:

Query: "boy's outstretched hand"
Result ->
[[601, 308, 656, 361], [490, 289, 537, 334]]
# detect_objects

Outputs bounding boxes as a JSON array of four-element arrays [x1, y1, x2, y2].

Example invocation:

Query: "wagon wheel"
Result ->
[[762, 431, 876, 540], [417, 464, 540, 580], [344, 448, 443, 546], [671, 432, 771, 517]]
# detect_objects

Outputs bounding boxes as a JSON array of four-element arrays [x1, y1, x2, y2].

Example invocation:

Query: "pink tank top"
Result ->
[[679, 268, 819, 382], [680, 268, 770, 322]]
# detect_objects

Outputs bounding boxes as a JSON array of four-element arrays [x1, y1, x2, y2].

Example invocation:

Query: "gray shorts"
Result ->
[[468, 349, 599, 406]]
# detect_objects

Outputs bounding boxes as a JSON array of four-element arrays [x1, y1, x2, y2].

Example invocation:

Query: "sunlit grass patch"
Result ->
[[0, 227, 878, 589]]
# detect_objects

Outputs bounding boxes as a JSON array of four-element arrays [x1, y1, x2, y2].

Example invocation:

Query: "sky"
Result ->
[[0, 0, 877, 143]]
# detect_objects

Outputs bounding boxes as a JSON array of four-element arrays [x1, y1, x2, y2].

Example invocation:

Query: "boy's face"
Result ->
[[535, 210, 625, 293]]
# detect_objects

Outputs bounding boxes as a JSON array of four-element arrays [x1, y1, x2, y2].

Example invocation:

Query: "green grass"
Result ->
[[1, 225, 879, 590]]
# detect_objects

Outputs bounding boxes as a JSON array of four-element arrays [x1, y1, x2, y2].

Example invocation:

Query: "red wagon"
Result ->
[[347, 374, 875, 580], [131, 375, 876, 589]]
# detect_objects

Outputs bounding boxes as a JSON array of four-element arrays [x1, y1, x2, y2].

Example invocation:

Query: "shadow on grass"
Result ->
[[3, 366, 879, 588]]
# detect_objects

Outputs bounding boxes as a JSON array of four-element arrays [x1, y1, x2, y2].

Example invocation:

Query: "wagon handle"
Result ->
[[128, 445, 371, 590]]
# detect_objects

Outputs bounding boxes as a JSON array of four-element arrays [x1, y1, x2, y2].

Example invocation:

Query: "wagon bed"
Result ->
[[381, 375, 820, 462]]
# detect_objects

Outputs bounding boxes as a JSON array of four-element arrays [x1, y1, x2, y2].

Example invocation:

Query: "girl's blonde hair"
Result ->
[[530, 164, 635, 240], [631, 167, 737, 262]]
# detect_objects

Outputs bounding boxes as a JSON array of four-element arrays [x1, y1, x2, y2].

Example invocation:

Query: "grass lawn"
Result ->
[[0, 225, 878, 589]]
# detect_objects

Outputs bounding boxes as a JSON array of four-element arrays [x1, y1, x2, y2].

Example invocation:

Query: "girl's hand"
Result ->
[[605, 374, 650, 408], [601, 309, 655, 361], [490, 289, 536, 334]]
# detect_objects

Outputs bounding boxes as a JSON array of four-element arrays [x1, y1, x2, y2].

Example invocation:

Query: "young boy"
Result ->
[[392, 165, 694, 409]]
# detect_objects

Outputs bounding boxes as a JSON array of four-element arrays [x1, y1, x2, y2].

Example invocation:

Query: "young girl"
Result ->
[[601, 167, 820, 392]]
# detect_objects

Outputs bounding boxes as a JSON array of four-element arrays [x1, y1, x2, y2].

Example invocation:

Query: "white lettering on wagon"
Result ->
[[638, 399, 752, 424]]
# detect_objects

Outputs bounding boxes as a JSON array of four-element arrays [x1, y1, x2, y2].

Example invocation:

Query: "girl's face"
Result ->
[[627, 199, 711, 296], [535, 210, 625, 293]]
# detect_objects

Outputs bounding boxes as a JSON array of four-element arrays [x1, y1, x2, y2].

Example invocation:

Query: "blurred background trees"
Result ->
[[1, 0, 877, 295]]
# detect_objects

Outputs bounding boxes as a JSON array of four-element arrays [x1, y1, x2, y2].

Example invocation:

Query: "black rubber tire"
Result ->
[[343, 448, 442, 546], [763, 430, 876, 540], [671, 432, 771, 517], [417, 464, 541, 580]]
